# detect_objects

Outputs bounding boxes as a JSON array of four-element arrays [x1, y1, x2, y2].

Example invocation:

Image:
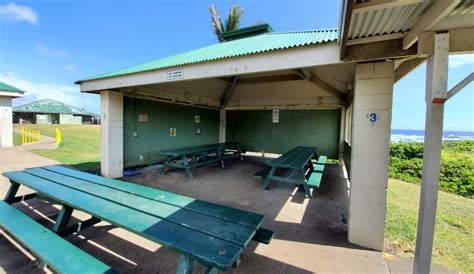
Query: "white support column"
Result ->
[[0, 97, 13, 148], [100, 90, 123, 178], [348, 61, 394, 250], [338, 106, 346, 162], [414, 32, 449, 274], [219, 109, 226, 143]]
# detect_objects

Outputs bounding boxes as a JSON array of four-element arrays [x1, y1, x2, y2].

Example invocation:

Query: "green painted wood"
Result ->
[[288, 147, 316, 169], [0, 201, 113, 274], [307, 172, 323, 188], [43, 166, 263, 229], [267, 147, 300, 166], [252, 228, 274, 244], [253, 166, 271, 179], [24, 168, 255, 247], [123, 98, 220, 168], [226, 109, 341, 158], [317, 156, 327, 164], [3, 171, 242, 270]]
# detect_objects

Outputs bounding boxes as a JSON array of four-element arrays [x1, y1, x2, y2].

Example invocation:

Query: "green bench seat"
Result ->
[[0, 201, 113, 274], [307, 156, 327, 188]]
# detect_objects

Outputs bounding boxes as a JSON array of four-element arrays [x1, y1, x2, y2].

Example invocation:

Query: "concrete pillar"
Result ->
[[219, 109, 226, 143], [414, 33, 449, 274], [0, 97, 13, 148], [338, 106, 346, 162], [100, 90, 123, 178], [348, 61, 394, 250]]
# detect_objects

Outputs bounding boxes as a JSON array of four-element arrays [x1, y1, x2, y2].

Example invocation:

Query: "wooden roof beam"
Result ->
[[402, 0, 460, 50]]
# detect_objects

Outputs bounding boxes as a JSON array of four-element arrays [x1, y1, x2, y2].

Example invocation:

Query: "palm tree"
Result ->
[[208, 5, 244, 42]]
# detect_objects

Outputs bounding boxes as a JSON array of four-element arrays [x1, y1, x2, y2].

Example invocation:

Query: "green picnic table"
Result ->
[[2, 165, 273, 273], [161, 142, 243, 179], [254, 146, 327, 198]]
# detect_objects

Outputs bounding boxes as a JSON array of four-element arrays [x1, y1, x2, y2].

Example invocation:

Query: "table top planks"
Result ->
[[3, 165, 264, 271], [160, 142, 240, 157], [268, 147, 317, 169]]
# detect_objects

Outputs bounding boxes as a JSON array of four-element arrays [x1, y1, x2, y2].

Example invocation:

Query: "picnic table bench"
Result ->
[[2, 165, 273, 273], [161, 142, 243, 179], [0, 201, 114, 273], [254, 146, 327, 198]]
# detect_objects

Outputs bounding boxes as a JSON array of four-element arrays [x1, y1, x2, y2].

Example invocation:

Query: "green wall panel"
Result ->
[[226, 109, 341, 159], [123, 97, 219, 167]]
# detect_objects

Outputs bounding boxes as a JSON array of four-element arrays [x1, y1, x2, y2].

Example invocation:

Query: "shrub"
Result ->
[[389, 142, 474, 198]]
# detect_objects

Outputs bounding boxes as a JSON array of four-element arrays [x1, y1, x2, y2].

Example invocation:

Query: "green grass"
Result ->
[[13, 124, 100, 172], [13, 133, 22, 146], [386, 179, 474, 273]]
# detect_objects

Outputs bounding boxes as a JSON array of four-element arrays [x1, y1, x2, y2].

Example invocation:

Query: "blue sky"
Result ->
[[0, 0, 473, 131]]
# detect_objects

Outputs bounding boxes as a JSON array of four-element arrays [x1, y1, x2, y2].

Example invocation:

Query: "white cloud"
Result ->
[[0, 72, 99, 112], [0, 2, 38, 25], [449, 54, 474, 69], [64, 65, 76, 72], [35, 44, 68, 58]]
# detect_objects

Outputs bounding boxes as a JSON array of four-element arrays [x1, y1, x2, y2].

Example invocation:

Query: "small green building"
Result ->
[[13, 99, 99, 125]]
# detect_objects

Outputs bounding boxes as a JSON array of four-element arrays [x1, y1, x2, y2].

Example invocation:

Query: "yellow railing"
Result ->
[[21, 128, 41, 144], [55, 128, 62, 144]]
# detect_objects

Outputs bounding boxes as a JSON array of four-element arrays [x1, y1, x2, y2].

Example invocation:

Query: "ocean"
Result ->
[[391, 129, 474, 143]]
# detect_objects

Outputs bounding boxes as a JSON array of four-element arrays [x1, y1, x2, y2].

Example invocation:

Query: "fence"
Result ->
[[21, 128, 41, 145], [55, 128, 62, 144]]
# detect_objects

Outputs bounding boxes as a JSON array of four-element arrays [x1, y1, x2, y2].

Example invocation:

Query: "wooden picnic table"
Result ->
[[161, 142, 243, 179], [254, 146, 327, 198], [3, 165, 273, 273]]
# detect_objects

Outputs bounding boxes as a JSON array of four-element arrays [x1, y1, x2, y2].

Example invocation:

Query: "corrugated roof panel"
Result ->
[[348, 1, 430, 40], [77, 29, 338, 83], [0, 82, 25, 93], [451, 0, 474, 15], [13, 99, 98, 116]]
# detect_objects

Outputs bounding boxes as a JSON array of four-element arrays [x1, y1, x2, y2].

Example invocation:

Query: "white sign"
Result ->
[[139, 114, 148, 122], [194, 115, 200, 123], [167, 70, 184, 80], [272, 109, 279, 123]]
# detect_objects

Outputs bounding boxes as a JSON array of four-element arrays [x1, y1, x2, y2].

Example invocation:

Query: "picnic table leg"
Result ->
[[236, 143, 243, 161], [181, 156, 194, 180], [177, 255, 195, 274], [4, 180, 20, 204], [262, 167, 276, 190], [53, 205, 74, 233], [161, 156, 173, 175], [217, 149, 225, 168]]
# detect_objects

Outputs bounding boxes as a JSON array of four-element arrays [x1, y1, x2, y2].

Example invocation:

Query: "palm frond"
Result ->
[[208, 5, 225, 42], [225, 5, 244, 32]]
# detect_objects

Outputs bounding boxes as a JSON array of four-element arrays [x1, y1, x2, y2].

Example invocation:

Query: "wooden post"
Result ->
[[413, 32, 449, 274]]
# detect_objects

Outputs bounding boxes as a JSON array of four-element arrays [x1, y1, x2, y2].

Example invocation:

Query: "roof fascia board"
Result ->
[[402, 0, 461, 50], [0, 91, 24, 97], [344, 39, 417, 62], [339, 0, 354, 59], [79, 43, 340, 93]]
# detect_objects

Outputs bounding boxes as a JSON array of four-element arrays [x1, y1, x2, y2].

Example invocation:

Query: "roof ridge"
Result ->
[[270, 28, 338, 35]]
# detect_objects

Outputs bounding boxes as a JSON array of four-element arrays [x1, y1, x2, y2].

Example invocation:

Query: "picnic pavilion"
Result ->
[[75, 1, 474, 272], [0, 82, 24, 148]]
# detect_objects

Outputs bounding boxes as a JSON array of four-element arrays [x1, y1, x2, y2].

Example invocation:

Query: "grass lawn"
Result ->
[[13, 133, 22, 146], [385, 179, 474, 273], [13, 124, 100, 172]]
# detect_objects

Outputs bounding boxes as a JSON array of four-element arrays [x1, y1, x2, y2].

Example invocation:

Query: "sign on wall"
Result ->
[[272, 109, 279, 123], [139, 114, 148, 122], [194, 115, 200, 123], [167, 70, 184, 80], [169, 128, 177, 137]]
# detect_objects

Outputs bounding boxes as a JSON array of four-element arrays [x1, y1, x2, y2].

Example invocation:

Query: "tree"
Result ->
[[208, 5, 244, 42]]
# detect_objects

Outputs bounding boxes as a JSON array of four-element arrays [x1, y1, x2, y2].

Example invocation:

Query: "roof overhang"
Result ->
[[79, 42, 340, 93], [339, 0, 474, 61], [0, 91, 24, 98]]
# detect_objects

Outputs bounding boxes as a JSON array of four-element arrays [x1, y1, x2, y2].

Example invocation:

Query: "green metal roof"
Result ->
[[0, 82, 25, 94], [76, 29, 338, 84], [13, 99, 98, 116]]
